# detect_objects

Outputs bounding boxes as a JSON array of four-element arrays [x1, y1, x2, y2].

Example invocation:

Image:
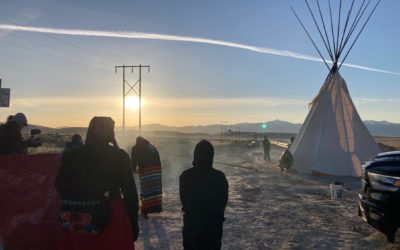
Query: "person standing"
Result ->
[[288, 136, 295, 149], [0, 113, 40, 155], [179, 140, 229, 250], [63, 134, 84, 154], [55, 117, 139, 249], [131, 136, 162, 219], [262, 135, 271, 163], [279, 136, 295, 173]]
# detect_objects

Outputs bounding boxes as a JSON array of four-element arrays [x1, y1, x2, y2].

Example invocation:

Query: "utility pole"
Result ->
[[115, 64, 150, 134], [220, 121, 222, 140], [220, 121, 227, 140]]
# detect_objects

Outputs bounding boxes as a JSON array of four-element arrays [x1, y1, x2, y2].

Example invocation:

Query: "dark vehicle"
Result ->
[[359, 151, 400, 243], [29, 129, 42, 147]]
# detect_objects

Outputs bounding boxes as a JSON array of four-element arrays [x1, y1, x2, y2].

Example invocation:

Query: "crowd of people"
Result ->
[[1, 113, 229, 250], [1, 112, 297, 249]]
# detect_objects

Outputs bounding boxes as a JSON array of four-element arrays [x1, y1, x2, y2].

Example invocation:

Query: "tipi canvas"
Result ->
[[290, 72, 380, 176]]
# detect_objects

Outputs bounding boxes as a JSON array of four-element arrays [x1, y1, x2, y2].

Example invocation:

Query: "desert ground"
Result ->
[[124, 135, 399, 250], [375, 137, 400, 151], [30, 133, 400, 249]]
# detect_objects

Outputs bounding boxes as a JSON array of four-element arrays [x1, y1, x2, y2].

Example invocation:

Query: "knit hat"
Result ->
[[12, 113, 28, 126]]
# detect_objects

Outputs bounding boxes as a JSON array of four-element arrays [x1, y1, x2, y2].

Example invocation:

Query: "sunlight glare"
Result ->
[[125, 96, 143, 110]]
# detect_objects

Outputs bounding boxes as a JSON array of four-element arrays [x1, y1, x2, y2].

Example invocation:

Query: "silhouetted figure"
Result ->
[[131, 136, 162, 219], [55, 117, 139, 248], [0, 113, 40, 155], [288, 136, 295, 149], [262, 135, 271, 162], [279, 149, 294, 173], [179, 140, 229, 250], [6, 115, 14, 123], [63, 134, 84, 153]]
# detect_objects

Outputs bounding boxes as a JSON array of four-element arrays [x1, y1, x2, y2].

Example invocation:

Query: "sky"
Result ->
[[0, 0, 399, 128]]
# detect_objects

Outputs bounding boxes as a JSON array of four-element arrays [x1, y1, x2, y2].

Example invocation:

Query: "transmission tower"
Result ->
[[115, 65, 150, 134]]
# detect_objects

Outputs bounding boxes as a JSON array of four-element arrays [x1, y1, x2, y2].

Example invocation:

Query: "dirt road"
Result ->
[[134, 139, 399, 249]]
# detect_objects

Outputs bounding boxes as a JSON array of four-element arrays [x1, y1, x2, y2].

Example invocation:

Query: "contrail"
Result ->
[[0, 24, 398, 75]]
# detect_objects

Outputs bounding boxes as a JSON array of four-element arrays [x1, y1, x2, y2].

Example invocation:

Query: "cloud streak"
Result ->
[[0, 24, 399, 75], [354, 97, 400, 104]]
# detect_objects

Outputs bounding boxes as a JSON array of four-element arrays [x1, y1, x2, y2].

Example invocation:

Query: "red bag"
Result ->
[[57, 198, 135, 250]]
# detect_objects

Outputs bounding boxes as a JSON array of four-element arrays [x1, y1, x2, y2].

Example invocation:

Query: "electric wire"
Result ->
[[0, 16, 121, 69]]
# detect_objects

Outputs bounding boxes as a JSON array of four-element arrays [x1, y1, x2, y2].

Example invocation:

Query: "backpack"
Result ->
[[279, 149, 293, 170]]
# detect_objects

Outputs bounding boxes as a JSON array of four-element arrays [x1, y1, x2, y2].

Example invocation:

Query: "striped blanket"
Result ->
[[138, 165, 162, 214]]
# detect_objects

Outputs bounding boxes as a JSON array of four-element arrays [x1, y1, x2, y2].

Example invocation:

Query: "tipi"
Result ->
[[290, 0, 381, 177]]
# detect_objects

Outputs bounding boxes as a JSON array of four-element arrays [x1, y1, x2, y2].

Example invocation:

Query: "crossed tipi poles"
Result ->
[[291, 0, 381, 76]]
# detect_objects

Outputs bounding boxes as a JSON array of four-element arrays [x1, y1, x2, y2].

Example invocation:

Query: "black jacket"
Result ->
[[180, 166, 228, 219], [0, 122, 27, 155], [179, 140, 228, 249], [179, 140, 228, 220], [55, 144, 139, 239]]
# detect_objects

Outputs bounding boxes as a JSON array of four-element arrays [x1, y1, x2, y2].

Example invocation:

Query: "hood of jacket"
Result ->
[[136, 136, 150, 148], [192, 140, 214, 168]]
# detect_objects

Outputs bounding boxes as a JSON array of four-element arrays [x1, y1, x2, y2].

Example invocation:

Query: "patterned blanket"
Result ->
[[139, 165, 162, 214]]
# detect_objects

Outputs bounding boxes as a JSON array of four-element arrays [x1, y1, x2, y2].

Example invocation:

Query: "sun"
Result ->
[[125, 96, 142, 110]]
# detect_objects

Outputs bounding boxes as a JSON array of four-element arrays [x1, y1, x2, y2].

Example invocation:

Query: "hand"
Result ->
[[132, 223, 139, 241]]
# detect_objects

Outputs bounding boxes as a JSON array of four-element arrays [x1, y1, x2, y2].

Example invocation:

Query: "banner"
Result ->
[[0, 88, 10, 107], [0, 154, 61, 250]]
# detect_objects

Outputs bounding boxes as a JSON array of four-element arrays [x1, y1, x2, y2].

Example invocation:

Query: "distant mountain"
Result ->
[[26, 120, 400, 137], [55, 127, 87, 135], [139, 120, 300, 134], [139, 120, 303, 134], [142, 123, 222, 134], [25, 125, 87, 135], [364, 120, 400, 137], [26, 124, 56, 134], [139, 120, 400, 137]]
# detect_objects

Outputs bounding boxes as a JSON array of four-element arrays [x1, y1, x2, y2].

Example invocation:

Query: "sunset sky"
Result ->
[[0, 0, 399, 128]]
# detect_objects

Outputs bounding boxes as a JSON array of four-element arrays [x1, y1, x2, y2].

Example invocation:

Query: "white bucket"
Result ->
[[330, 184, 343, 200]]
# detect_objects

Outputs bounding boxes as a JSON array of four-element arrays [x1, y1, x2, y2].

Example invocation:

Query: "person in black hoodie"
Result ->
[[179, 140, 229, 250], [55, 117, 139, 241]]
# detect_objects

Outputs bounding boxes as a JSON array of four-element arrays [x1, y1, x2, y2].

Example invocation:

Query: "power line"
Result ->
[[0, 16, 122, 66], [8, 32, 113, 70], [0, 38, 110, 70]]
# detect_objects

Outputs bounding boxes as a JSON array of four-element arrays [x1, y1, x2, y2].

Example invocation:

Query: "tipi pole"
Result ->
[[337, 0, 356, 54], [339, 0, 381, 69], [304, 0, 334, 61], [335, 0, 343, 57], [328, 0, 337, 58], [340, 0, 369, 53], [316, 0, 334, 60], [291, 7, 331, 70]]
